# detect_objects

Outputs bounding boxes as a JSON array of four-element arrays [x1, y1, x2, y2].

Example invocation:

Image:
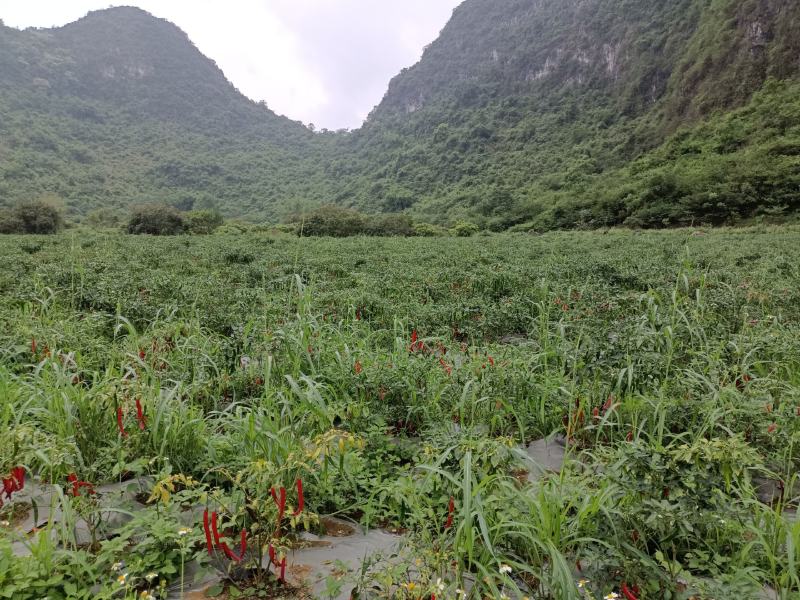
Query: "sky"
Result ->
[[0, 1, 461, 130]]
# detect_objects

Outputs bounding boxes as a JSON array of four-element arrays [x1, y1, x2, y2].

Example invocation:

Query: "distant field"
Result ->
[[1, 228, 799, 599]]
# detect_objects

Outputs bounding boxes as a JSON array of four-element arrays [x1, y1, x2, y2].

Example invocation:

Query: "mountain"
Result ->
[[1, 1, 799, 229], [0, 7, 332, 221], [335, 0, 800, 228]]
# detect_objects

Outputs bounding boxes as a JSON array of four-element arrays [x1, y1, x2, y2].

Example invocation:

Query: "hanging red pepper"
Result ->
[[202, 509, 214, 555], [210, 511, 222, 545], [11, 467, 25, 491], [278, 557, 287, 581], [117, 406, 128, 437], [2, 477, 15, 499], [268, 544, 277, 566], [444, 496, 455, 529], [293, 479, 304, 517], [271, 486, 287, 529], [135, 398, 146, 431], [31, 338, 37, 355]]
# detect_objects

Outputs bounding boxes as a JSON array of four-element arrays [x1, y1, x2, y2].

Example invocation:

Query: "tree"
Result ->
[[2, 200, 65, 234], [127, 204, 185, 235]]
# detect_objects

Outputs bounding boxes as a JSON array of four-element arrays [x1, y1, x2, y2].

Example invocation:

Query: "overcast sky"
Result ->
[[0, 1, 461, 129]]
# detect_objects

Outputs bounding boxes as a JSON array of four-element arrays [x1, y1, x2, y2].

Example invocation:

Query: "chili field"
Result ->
[[1, 227, 800, 599]]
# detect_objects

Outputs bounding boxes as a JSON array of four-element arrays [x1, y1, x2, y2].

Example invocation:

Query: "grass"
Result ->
[[0, 226, 799, 599]]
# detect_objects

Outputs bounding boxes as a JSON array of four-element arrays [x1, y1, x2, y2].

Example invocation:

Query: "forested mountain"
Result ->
[[1, 1, 799, 228]]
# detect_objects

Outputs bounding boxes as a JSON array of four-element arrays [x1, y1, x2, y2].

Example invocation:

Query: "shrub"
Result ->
[[299, 205, 366, 237], [127, 204, 186, 235], [364, 213, 415, 236], [85, 208, 121, 229], [450, 221, 480, 237], [186, 210, 224, 234], [413, 222, 449, 237], [0, 200, 64, 234]]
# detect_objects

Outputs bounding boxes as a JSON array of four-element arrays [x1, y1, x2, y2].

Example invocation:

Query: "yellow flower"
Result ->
[[578, 579, 589, 589], [117, 573, 129, 586]]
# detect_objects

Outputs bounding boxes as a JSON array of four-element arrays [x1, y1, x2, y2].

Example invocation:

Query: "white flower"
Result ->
[[177, 527, 191, 536], [456, 589, 467, 599], [0, 520, 10, 527], [499, 564, 512, 575], [111, 561, 125, 572], [577, 579, 589, 589], [500, 594, 510, 600], [117, 573, 129, 586], [145, 572, 158, 582], [436, 578, 445, 592], [605, 594, 620, 600]]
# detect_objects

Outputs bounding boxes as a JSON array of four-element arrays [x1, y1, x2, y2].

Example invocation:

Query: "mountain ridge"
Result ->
[[1, 1, 799, 228]]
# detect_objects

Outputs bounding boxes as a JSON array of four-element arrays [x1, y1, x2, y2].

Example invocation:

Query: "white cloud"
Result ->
[[0, 0, 461, 129]]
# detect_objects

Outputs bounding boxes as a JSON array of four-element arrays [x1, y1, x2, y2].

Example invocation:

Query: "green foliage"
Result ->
[[126, 203, 185, 235], [450, 221, 480, 237], [1, 228, 800, 597], [185, 209, 223, 234]]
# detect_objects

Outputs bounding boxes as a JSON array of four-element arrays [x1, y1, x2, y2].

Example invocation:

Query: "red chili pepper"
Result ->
[[269, 544, 277, 566], [11, 467, 24, 491], [210, 511, 221, 545], [768, 423, 777, 434], [603, 395, 614, 412], [117, 406, 128, 437], [293, 479, 304, 517], [626, 431, 634, 442], [444, 496, 455, 529], [279, 557, 287, 581], [271, 487, 287, 532], [354, 360, 363, 375], [487, 356, 494, 367], [203, 510, 214, 555], [592, 407, 600, 419], [2, 478, 14, 499], [135, 398, 146, 431], [138, 348, 146, 360], [31, 338, 37, 354], [621, 583, 639, 600]]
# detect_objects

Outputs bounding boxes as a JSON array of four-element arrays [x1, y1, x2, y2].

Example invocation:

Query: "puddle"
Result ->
[[522, 435, 567, 483]]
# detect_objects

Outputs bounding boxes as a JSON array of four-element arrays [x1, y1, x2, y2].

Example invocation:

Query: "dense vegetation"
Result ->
[[1, 228, 799, 598], [1, 0, 799, 228]]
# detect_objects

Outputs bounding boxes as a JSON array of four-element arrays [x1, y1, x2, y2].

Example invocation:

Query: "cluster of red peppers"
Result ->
[[621, 582, 640, 600], [67, 473, 96, 497], [0, 467, 25, 507], [116, 399, 147, 437], [201, 479, 304, 583], [444, 496, 455, 530]]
